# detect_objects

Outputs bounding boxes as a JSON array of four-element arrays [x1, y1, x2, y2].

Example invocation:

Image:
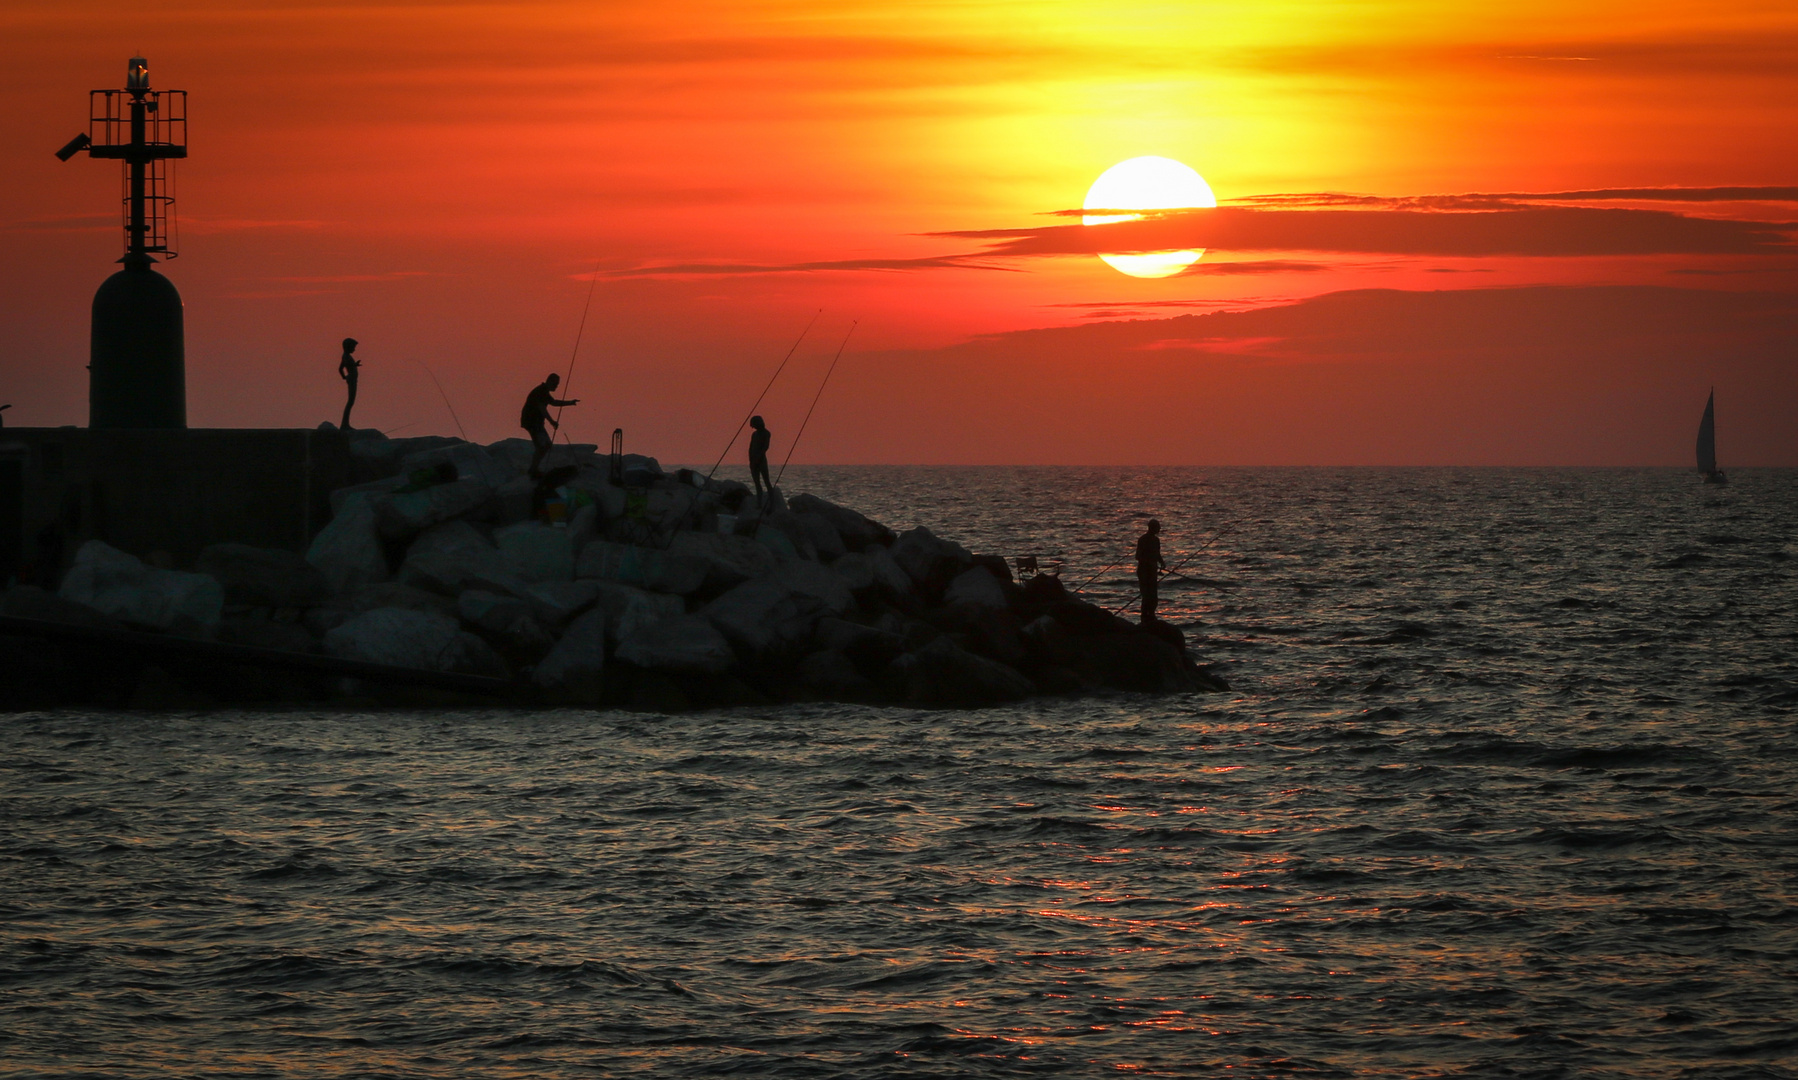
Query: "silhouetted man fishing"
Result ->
[[748, 415, 773, 507], [1136, 519, 1167, 623], [522, 372, 579, 478], [337, 338, 361, 430]]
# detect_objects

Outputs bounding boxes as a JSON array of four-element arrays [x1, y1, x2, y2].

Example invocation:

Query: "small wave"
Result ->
[[1368, 829, 1478, 853], [1024, 815, 1109, 836], [1531, 743, 1711, 770], [1526, 825, 1674, 850], [212, 954, 347, 988], [846, 959, 996, 992], [245, 858, 345, 881], [1134, 826, 1227, 845], [1426, 733, 1549, 764], [1385, 621, 1436, 638]]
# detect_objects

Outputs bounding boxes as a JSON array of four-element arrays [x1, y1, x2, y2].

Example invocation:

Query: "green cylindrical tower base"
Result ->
[[90, 255, 185, 429]]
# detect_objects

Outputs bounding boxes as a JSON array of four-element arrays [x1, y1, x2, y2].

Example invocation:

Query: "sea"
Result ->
[[3, 467, 1795, 1079]]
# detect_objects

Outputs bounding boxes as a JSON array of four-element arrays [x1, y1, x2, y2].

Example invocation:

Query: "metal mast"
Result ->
[[56, 57, 189, 428]]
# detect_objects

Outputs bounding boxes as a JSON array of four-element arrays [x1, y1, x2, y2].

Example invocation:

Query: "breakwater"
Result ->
[[0, 432, 1220, 709]]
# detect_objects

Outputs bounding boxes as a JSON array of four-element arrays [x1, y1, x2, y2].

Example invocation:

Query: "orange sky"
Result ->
[[2, 0, 1795, 463]]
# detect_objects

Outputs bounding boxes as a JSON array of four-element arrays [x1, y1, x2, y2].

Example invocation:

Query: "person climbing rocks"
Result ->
[[337, 338, 361, 430], [521, 372, 579, 478], [1135, 519, 1167, 623], [748, 415, 773, 507]]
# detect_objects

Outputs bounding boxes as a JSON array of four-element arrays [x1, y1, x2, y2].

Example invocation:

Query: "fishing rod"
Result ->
[[410, 358, 468, 442], [1072, 515, 1219, 595], [1108, 520, 1237, 615], [706, 309, 822, 480], [1072, 557, 1126, 595], [775, 320, 856, 486], [554, 252, 606, 444]]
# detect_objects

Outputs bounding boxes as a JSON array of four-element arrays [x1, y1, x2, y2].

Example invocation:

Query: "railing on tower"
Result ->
[[86, 82, 186, 258]]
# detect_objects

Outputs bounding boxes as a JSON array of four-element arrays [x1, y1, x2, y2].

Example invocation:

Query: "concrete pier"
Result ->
[[0, 428, 352, 584]]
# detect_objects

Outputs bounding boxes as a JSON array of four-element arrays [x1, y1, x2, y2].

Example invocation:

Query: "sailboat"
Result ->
[[1696, 389, 1727, 484]]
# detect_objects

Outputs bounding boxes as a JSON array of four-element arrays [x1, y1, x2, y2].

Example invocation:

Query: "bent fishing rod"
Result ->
[[706, 309, 822, 480], [1072, 519, 1222, 594], [775, 320, 856, 487], [410, 358, 468, 442], [1108, 520, 1238, 615], [554, 252, 606, 444]]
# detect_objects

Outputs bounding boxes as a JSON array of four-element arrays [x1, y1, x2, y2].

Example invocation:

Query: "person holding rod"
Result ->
[[521, 372, 579, 478]]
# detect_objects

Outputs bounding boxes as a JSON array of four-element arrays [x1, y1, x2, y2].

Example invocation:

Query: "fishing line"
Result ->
[[706, 309, 822, 480], [775, 320, 856, 486], [554, 253, 606, 444], [410, 358, 467, 442]]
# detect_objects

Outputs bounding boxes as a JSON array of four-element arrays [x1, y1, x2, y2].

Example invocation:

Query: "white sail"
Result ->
[[1696, 391, 1717, 476]]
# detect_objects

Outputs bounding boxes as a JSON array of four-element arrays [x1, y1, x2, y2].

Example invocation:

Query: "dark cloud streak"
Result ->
[[935, 206, 1796, 258], [602, 253, 1015, 278]]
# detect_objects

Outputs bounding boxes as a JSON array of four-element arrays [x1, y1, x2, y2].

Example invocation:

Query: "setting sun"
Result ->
[[1082, 156, 1218, 278]]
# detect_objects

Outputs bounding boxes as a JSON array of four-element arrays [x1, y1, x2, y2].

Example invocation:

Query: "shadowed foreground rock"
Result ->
[[4, 432, 1228, 709]]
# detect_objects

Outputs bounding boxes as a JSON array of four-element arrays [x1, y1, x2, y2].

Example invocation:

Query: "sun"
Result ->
[[1082, 156, 1217, 279]]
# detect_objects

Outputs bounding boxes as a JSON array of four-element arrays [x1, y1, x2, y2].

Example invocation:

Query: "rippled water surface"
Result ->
[[5, 468, 1796, 1078]]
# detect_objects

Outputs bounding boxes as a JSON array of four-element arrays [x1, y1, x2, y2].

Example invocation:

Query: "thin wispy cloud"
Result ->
[[934, 205, 1795, 259], [597, 254, 1017, 278], [606, 188, 1798, 278]]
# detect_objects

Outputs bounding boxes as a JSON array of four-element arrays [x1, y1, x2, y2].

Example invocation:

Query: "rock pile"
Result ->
[[29, 431, 1226, 709]]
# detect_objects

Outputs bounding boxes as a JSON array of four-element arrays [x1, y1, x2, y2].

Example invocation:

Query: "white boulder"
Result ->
[[945, 565, 1008, 612], [787, 493, 893, 549], [398, 545, 528, 600], [830, 552, 876, 592], [495, 521, 575, 583], [587, 580, 684, 643], [523, 579, 604, 628], [892, 526, 973, 589], [307, 492, 391, 594], [532, 608, 607, 703], [891, 637, 1033, 707], [59, 540, 223, 635], [457, 589, 555, 657], [576, 540, 709, 596], [399, 442, 514, 488], [666, 531, 778, 593], [869, 547, 914, 596], [703, 577, 827, 661], [616, 614, 735, 675], [791, 511, 847, 562], [410, 519, 494, 562], [375, 477, 495, 541], [323, 607, 463, 670], [772, 559, 855, 616]]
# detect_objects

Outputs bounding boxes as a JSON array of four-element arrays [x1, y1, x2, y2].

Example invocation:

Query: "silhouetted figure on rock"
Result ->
[[522, 372, 578, 478], [1136, 519, 1166, 623], [338, 338, 361, 430], [748, 415, 773, 507]]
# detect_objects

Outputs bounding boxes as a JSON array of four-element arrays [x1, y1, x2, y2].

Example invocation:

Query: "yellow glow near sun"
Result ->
[[1082, 156, 1217, 278]]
